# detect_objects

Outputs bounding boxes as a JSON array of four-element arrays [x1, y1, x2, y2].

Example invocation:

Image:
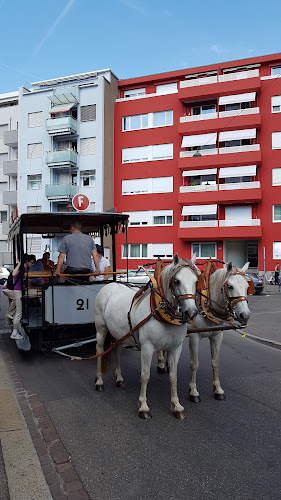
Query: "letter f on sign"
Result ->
[[78, 196, 84, 207]]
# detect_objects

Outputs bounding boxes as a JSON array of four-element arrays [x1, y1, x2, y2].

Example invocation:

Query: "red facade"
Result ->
[[114, 53, 281, 272]]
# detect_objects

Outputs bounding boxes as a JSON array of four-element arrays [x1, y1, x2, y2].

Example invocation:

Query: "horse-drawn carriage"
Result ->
[[7, 211, 129, 351]]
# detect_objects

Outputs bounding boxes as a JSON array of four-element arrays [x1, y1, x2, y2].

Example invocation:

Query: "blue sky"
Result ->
[[1, 0, 281, 93]]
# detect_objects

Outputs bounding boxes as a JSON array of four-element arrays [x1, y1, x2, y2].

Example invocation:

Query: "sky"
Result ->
[[1, 0, 281, 93]]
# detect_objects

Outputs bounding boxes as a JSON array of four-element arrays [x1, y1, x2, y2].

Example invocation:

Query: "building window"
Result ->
[[273, 242, 281, 259], [122, 144, 173, 163], [80, 105, 96, 122], [123, 110, 173, 131], [153, 110, 173, 127], [272, 168, 281, 186], [80, 170, 96, 187], [122, 176, 173, 195], [27, 206, 41, 213], [80, 137, 96, 155], [124, 88, 145, 99], [26, 237, 41, 254], [192, 104, 216, 115], [225, 102, 250, 111], [272, 132, 281, 150], [192, 242, 216, 258], [122, 244, 147, 258], [152, 243, 173, 258], [126, 210, 172, 226], [225, 139, 251, 147], [271, 67, 281, 76], [123, 114, 148, 131], [153, 215, 173, 225], [27, 143, 43, 159], [28, 112, 42, 128], [273, 205, 281, 222], [271, 96, 281, 113], [0, 211, 7, 223], [27, 174, 42, 189], [156, 83, 177, 95]]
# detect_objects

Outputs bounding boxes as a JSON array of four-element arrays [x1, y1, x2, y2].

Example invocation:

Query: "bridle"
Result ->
[[169, 262, 198, 303], [222, 268, 249, 312]]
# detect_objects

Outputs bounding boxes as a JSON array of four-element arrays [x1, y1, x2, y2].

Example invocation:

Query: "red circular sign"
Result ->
[[72, 194, 90, 211]]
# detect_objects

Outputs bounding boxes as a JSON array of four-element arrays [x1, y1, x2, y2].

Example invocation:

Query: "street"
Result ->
[[1, 291, 281, 500]]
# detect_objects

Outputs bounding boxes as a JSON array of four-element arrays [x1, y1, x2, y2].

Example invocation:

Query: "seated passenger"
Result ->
[[38, 252, 55, 282], [29, 255, 44, 286], [90, 245, 110, 281]]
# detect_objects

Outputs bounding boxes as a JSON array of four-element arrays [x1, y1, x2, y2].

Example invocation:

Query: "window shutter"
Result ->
[[57, 172, 70, 185], [27, 237, 41, 253], [273, 168, 281, 185], [152, 176, 173, 193], [80, 137, 96, 155], [152, 143, 173, 159], [272, 132, 281, 149], [122, 146, 149, 163], [152, 243, 173, 257], [27, 143, 43, 158], [156, 83, 177, 95], [225, 206, 252, 220], [28, 112, 42, 128], [81, 105, 96, 122], [27, 206, 41, 213]]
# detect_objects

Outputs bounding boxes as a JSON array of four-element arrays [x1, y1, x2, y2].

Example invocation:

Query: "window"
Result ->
[[153, 214, 173, 225], [122, 244, 147, 258], [80, 170, 96, 187], [190, 214, 216, 221], [80, 105, 96, 122], [153, 110, 173, 127], [123, 110, 173, 131], [273, 205, 281, 222], [27, 206, 41, 213], [225, 102, 250, 111], [80, 137, 96, 155], [152, 243, 173, 258], [156, 83, 177, 95], [126, 210, 172, 226], [272, 132, 281, 150], [122, 144, 173, 163], [26, 237, 41, 254], [273, 242, 281, 259], [272, 168, 281, 186], [124, 88, 145, 98], [0, 211, 7, 223], [192, 104, 216, 115], [225, 176, 251, 184], [123, 114, 148, 131], [122, 176, 173, 195], [28, 112, 42, 128], [271, 67, 281, 76], [225, 139, 251, 147], [271, 96, 281, 113], [27, 174, 42, 189], [27, 143, 42, 159], [192, 243, 216, 258]]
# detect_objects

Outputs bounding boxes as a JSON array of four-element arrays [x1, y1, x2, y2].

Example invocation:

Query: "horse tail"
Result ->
[[101, 331, 114, 374]]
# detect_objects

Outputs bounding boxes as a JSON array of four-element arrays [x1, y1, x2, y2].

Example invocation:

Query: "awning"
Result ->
[[219, 92, 256, 105], [182, 168, 217, 177], [49, 103, 75, 114], [219, 165, 257, 178], [181, 133, 217, 148], [182, 204, 217, 216], [219, 128, 256, 142]]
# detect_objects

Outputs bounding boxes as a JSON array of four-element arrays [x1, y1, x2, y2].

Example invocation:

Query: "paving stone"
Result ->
[[39, 454, 51, 466], [49, 481, 64, 497], [61, 468, 78, 482], [45, 470, 60, 486], [33, 406, 47, 417], [53, 451, 70, 465], [67, 490, 89, 500], [37, 416, 53, 428], [42, 463, 56, 475], [64, 480, 83, 493], [33, 436, 46, 449], [57, 462, 74, 473], [42, 426, 59, 442]]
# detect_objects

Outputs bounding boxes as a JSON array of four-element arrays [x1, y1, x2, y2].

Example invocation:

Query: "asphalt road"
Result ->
[[2, 292, 281, 500]]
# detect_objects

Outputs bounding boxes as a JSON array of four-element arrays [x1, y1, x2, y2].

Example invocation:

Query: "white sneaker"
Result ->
[[10, 332, 23, 340]]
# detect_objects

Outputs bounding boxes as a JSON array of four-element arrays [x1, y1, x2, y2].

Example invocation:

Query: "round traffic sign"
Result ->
[[72, 194, 90, 211]]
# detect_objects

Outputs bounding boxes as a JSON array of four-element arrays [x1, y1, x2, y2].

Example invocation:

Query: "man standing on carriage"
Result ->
[[55, 221, 100, 280]]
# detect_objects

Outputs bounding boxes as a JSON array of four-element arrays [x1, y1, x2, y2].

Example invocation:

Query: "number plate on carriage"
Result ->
[[44, 283, 106, 325]]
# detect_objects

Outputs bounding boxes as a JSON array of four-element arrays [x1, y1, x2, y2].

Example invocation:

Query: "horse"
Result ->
[[94, 253, 199, 419], [157, 261, 251, 402]]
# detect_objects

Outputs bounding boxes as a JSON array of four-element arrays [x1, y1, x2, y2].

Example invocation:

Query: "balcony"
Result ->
[[3, 160, 18, 176], [3, 190, 17, 205], [45, 183, 78, 200], [178, 181, 261, 205], [1, 222, 9, 236], [45, 150, 77, 167], [178, 218, 262, 241], [179, 107, 261, 135], [179, 145, 261, 170], [46, 116, 77, 136], [179, 69, 260, 102], [3, 130, 18, 147]]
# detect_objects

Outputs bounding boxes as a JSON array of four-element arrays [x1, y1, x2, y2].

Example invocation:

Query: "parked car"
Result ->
[[118, 268, 155, 284], [246, 272, 264, 294]]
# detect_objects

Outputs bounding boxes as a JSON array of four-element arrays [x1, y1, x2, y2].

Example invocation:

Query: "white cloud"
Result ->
[[209, 44, 230, 55], [119, 0, 145, 14], [33, 0, 75, 56]]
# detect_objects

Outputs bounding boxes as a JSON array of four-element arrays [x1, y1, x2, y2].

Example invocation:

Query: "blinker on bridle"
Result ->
[[169, 262, 198, 302], [221, 268, 248, 309]]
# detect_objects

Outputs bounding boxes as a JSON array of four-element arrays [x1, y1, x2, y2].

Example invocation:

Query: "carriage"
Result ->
[[7, 211, 129, 351]]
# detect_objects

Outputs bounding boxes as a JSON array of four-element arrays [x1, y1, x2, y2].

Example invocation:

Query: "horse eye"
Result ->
[[174, 278, 180, 286], [228, 285, 233, 290]]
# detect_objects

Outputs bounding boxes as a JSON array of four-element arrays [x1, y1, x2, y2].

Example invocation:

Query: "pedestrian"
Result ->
[[55, 221, 100, 280], [90, 244, 110, 281], [274, 263, 279, 285], [278, 269, 281, 293]]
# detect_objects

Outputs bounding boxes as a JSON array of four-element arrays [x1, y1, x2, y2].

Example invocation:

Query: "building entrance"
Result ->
[[224, 241, 258, 270]]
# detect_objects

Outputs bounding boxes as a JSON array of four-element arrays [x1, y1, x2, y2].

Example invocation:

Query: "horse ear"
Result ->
[[241, 262, 250, 273], [190, 253, 196, 265], [226, 262, 233, 273], [173, 253, 179, 265]]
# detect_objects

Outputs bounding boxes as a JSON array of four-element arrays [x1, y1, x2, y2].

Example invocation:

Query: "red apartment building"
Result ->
[[114, 53, 281, 272]]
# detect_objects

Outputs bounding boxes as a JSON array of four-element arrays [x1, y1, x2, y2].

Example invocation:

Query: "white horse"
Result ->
[[94, 254, 198, 419], [157, 262, 251, 402]]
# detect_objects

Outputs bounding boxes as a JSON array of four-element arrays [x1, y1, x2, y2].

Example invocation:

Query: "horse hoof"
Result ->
[[214, 393, 226, 401], [139, 411, 152, 419], [116, 381, 126, 388], [95, 384, 104, 392], [174, 411, 187, 420], [157, 366, 166, 374], [189, 395, 201, 403]]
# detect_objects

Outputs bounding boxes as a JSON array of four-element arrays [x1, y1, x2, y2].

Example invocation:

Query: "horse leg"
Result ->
[[167, 345, 186, 420], [210, 331, 226, 400], [138, 344, 154, 419], [95, 327, 108, 391], [156, 349, 166, 374], [189, 333, 201, 403], [114, 343, 125, 388]]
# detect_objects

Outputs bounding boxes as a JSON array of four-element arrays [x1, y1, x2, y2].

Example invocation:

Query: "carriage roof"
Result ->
[[8, 212, 129, 239]]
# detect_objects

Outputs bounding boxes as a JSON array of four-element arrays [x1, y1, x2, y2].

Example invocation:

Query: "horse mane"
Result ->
[[161, 258, 191, 293]]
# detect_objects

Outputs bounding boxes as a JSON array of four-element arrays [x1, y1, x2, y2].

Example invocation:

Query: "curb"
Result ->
[[0, 339, 90, 500], [235, 330, 281, 350]]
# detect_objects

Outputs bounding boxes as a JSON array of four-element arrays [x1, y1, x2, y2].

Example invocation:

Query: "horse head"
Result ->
[[161, 253, 198, 323], [222, 261, 251, 325]]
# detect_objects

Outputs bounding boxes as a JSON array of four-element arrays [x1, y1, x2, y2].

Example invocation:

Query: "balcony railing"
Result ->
[[45, 183, 78, 199], [3, 190, 17, 205], [45, 150, 78, 166], [3, 130, 18, 147], [219, 181, 260, 191], [46, 116, 77, 136], [180, 144, 260, 158], [180, 184, 218, 193], [180, 220, 218, 228], [219, 219, 261, 227], [179, 69, 259, 89], [180, 113, 218, 123], [3, 160, 18, 176], [180, 148, 218, 158], [218, 107, 259, 119], [180, 76, 218, 88]]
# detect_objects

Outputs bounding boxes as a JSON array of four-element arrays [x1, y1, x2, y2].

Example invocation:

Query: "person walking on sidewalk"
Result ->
[[275, 263, 280, 285], [278, 269, 281, 293]]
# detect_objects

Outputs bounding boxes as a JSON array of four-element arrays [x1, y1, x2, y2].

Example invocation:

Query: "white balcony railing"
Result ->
[[180, 113, 218, 123], [218, 69, 259, 82], [180, 220, 218, 228], [219, 219, 261, 227], [180, 184, 218, 193], [218, 107, 259, 119], [180, 76, 218, 88], [219, 181, 260, 191], [219, 144, 260, 155], [180, 148, 218, 158]]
